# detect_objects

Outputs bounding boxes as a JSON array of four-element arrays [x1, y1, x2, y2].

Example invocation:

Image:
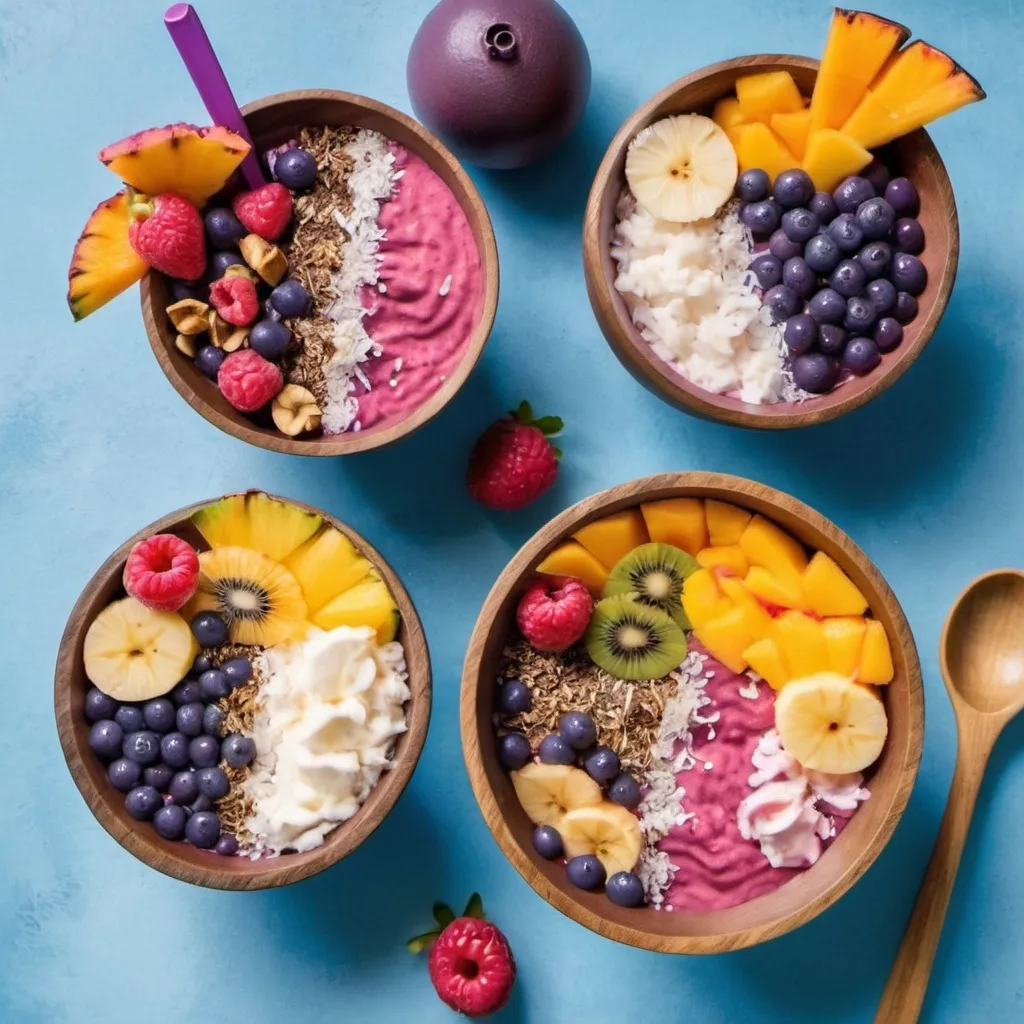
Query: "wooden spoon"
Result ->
[[876, 569, 1024, 1023]]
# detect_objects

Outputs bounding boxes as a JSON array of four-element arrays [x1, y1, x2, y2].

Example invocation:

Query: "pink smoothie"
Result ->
[[660, 653, 851, 911], [354, 146, 483, 431]]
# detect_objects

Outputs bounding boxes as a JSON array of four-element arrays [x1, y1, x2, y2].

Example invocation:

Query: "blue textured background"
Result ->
[[2, 0, 1020, 1020]]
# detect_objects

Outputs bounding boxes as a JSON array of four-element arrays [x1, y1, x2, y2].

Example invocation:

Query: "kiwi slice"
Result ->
[[603, 542, 699, 629], [585, 594, 689, 680]]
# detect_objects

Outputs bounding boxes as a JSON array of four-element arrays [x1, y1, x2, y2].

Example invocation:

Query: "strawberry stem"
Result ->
[[511, 400, 563, 437]]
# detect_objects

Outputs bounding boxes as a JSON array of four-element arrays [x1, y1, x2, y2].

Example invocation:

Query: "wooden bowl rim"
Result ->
[[460, 472, 924, 952], [54, 492, 432, 889], [582, 54, 959, 431], [141, 88, 500, 456]]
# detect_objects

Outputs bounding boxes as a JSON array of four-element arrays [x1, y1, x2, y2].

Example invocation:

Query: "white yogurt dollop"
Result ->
[[244, 625, 409, 854]]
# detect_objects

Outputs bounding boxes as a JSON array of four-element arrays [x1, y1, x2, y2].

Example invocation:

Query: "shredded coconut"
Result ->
[[439, 273, 453, 297]]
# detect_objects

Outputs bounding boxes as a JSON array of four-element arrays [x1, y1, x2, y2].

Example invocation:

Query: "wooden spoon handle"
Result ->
[[874, 734, 993, 1024]]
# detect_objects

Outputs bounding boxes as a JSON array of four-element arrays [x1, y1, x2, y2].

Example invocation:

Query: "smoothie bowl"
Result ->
[[69, 90, 498, 455], [55, 492, 430, 888], [461, 473, 923, 952], [583, 9, 983, 429]]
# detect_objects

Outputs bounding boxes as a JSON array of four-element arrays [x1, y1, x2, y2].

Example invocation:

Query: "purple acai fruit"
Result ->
[[884, 177, 920, 216], [195, 345, 225, 380], [784, 313, 818, 354], [144, 764, 174, 792], [160, 732, 191, 769], [185, 811, 221, 849], [843, 336, 882, 375], [210, 250, 244, 279], [862, 158, 891, 196], [772, 168, 814, 209], [827, 213, 864, 254], [855, 197, 895, 241], [124, 785, 162, 821], [108, 757, 142, 793], [204, 208, 245, 250], [780, 207, 819, 244], [817, 324, 847, 356], [792, 353, 839, 394], [274, 147, 318, 191], [407, 0, 590, 169], [741, 199, 782, 235], [750, 253, 783, 290], [856, 242, 892, 280], [875, 317, 904, 353], [169, 770, 200, 805], [532, 824, 564, 860], [808, 191, 838, 223], [736, 168, 770, 202], [833, 175, 875, 214], [768, 229, 803, 263], [844, 295, 877, 334], [606, 871, 645, 907], [894, 291, 919, 324], [890, 253, 927, 296], [497, 731, 531, 770], [189, 735, 221, 768], [249, 320, 293, 361], [782, 257, 817, 300], [85, 687, 118, 723], [763, 284, 801, 323], [804, 234, 841, 275], [154, 804, 188, 841], [122, 730, 161, 766], [566, 854, 605, 891], [830, 259, 867, 299], [808, 287, 846, 325], [215, 834, 239, 856], [893, 218, 925, 255], [269, 279, 311, 318], [866, 278, 897, 315]]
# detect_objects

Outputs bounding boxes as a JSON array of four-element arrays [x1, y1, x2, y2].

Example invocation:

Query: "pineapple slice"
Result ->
[[859, 619, 895, 684], [640, 498, 708, 556], [802, 129, 873, 192], [809, 8, 910, 131], [824, 616, 868, 678], [192, 492, 322, 563], [705, 500, 752, 547], [772, 611, 829, 679], [697, 545, 749, 579], [870, 40, 962, 107], [536, 541, 609, 595], [744, 565, 807, 611], [682, 568, 734, 628], [739, 516, 808, 586], [313, 574, 400, 645], [770, 109, 812, 160], [573, 510, 648, 571], [728, 123, 798, 182], [283, 527, 371, 616], [743, 637, 790, 691], [712, 96, 746, 132], [802, 552, 869, 617], [735, 71, 804, 124]]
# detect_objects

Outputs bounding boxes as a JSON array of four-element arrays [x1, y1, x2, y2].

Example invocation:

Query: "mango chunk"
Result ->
[[739, 515, 808, 586], [573, 510, 647, 571], [697, 545, 749, 579], [695, 603, 770, 674], [743, 638, 790, 691], [824, 616, 868, 678], [705, 500, 752, 547], [859, 619, 895, 684], [719, 578, 774, 637], [773, 611, 829, 679], [536, 542, 609, 595], [640, 498, 708, 556], [728, 122, 798, 182], [770, 109, 812, 160], [802, 551, 869, 617], [801, 128, 873, 192], [712, 96, 747, 132], [744, 565, 807, 611], [682, 568, 733, 628], [735, 71, 804, 124]]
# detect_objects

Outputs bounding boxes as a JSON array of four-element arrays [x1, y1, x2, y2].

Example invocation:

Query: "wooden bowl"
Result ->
[[55, 494, 431, 889], [461, 472, 923, 953], [141, 89, 499, 455], [583, 56, 958, 430]]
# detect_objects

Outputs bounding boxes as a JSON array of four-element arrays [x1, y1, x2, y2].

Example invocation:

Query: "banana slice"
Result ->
[[774, 672, 888, 774], [625, 114, 738, 223], [511, 764, 602, 828], [561, 803, 643, 877], [84, 596, 198, 701]]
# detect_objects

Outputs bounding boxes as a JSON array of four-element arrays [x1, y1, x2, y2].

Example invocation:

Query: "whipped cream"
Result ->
[[737, 729, 869, 869], [244, 625, 409, 854]]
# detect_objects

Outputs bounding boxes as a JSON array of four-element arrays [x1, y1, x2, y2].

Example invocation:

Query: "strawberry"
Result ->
[[467, 401, 562, 511], [232, 183, 293, 241], [517, 577, 593, 652], [127, 192, 206, 280], [409, 894, 515, 1018]]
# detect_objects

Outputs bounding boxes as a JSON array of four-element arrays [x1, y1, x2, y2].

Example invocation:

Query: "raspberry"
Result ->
[[517, 577, 593, 651], [217, 350, 283, 412], [127, 192, 206, 280], [232, 183, 293, 241], [427, 918, 515, 1018], [123, 534, 200, 612], [209, 276, 259, 326], [467, 401, 562, 511]]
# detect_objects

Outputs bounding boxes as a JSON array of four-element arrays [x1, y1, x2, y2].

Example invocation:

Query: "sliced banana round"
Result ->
[[625, 113, 738, 223], [561, 802, 643, 877], [83, 596, 199, 701], [775, 672, 888, 774], [511, 763, 602, 828]]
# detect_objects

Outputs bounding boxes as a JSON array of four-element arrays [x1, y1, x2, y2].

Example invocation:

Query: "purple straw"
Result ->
[[163, 3, 264, 189]]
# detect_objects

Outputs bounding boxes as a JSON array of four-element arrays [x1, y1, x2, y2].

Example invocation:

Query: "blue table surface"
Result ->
[[2, 0, 1022, 1020]]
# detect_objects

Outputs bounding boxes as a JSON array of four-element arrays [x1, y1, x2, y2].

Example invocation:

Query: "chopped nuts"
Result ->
[[271, 384, 322, 436], [240, 233, 288, 286], [223, 263, 258, 285], [166, 298, 210, 335], [174, 333, 198, 358], [208, 311, 249, 352]]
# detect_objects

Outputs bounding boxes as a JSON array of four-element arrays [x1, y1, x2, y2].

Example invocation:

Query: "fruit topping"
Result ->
[[532, 824, 564, 860], [561, 802, 642, 877], [583, 745, 621, 785], [516, 577, 593, 653], [573, 509, 647, 571], [607, 772, 641, 809], [538, 733, 575, 765], [269, 278, 311, 318], [606, 871, 646, 907], [640, 498, 708, 556], [127, 192, 206, 281], [123, 534, 200, 612], [729, 123, 797, 184], [313, 573, 399, 645], [585, 594, 688, 680], [205, 207, 246, 249], [566, 854, 607, 891], [511, 763, 602, 828], [536, 542, 608, 595], [217, 349, 284, 412], [271, 383, 322, 437], [273, 147, 318, 191], [558, 711, 597, 751], [736, 71, 804, 124], [603, 542, 698, 629], [209, 276, 259, 326], [859, 619, 895, 684], [232, 182, 293, 241], [498, 732, 532, 771], [239, 233, 288, 285]]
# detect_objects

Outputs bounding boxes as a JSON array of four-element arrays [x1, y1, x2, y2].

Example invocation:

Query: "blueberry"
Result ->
[[736, 168, 770, 202], [884, 177, 919, 216], [497, 679, 532, 718], [740, 199, 782, 235], [538, 734, 575, 765], [866, 278, 897, 314], [143, 698, 176, 734], [862, 159, 891, 196], [749, 253, 783, 290], [203, 704, 224, 737], [108, 757, 142, 793], [248, 320, 292, 361], [856, 197, 895, 241], [808, 191, 838, 223], [191, 612, 228, 648], [803, 234, 841, 275], [189, 735, 221, 768], [782, 257, 816, 300], [263, 299, 283, 322], [191, 795, 213, 813], [497, 732, 532, 770], [606, 871, 646, 907], [144, 764, 174, 792], [215, 834, 239, 856], [844, 296, 877, 334], [88, 720, 123, 761], [566, 854, 606, 891], [890, 253, 927, 297], [170, 279, 205, 303], [826, 213, 864, 254], [856, 242, 892, 280], [833, 175, 875, 214], [210, 250, 245, 279], [160, 732, 191, 769], [894, 291, 919, 324], [221, 733, 256, 769], [204, 208, 245, 249], [817, 324, 847, 356], [830, 259, 867, 299], [196, 766, 230, 800], [780, 207, 819, 244], [762, 284, 801, 323], [199, 669, 231, 701], [274, 147, 318, 191], [194, 343, 226, 380], [172, 678, 203, 706], [85, 688, 118, 723], [532, 824, 564, 860], [808, 288, 846, 324], [269, 279, 311, 318], [783, 313, 818, 355], [122, 730, 161, 766], [114, 706, 145, 733], [893, 218, 925, 255], [792, 353, 839, 394], [192, 654, 214, 676], [843, 336, 882, 375], [875, 316, 904, 353], [768, 229, 803, 263], [169, 770, 200, 805], [584, 745, 620, 784], [558, 711, 597, 750], [221, 657, 252, 687], [185, 810, 221, 849], [176, 703, 204, 738], [154, 804, 188, 840], [125, 785, 162, 821], [608, 773, 642, 809], [773, 169, 814, 209]]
